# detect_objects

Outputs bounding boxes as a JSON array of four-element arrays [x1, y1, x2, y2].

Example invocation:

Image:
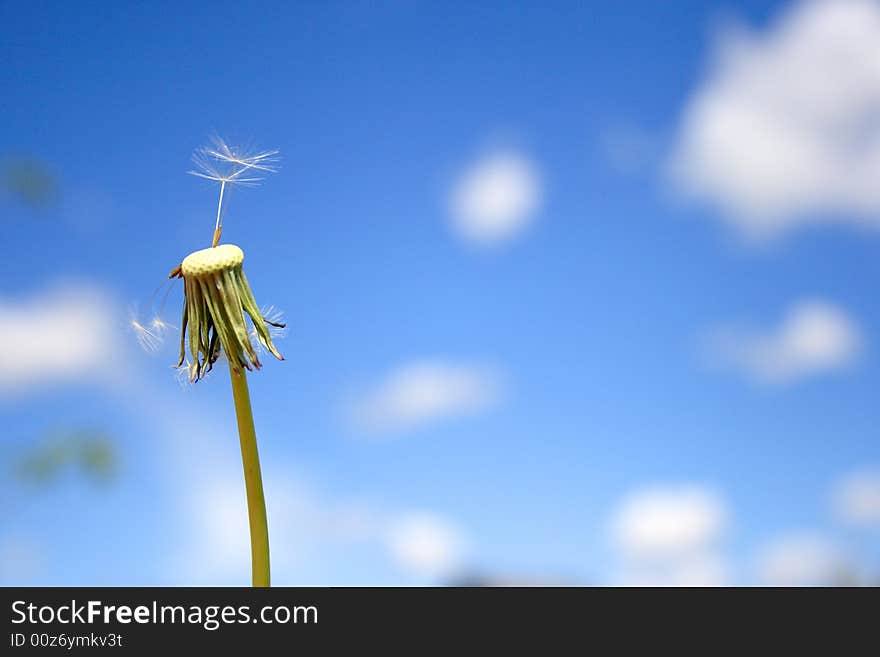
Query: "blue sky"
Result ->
[[2, 0, 880, 586]]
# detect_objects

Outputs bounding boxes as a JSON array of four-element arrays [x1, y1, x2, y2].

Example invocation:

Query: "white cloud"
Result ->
[[387, 513, 464, 578], [612, 485, 728, 559], [350, 360, 504, 434], [174, 472, 382, 585], [184, 477, 252, 581], [450, 150, 542, 245], [0, 283, 119, 397], [610, 485, 730, 587], [832, 468, 880, 528], [669, 0, 880, 239], [758, 533, 844, 585], [175, 466, 468, 585], [620, 552, 728, 587], [706, 299, 862, 384]]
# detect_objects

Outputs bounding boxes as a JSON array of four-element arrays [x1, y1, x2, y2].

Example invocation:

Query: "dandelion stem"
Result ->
[[212, 180, 226, 247], [228, 360, 270, 587]]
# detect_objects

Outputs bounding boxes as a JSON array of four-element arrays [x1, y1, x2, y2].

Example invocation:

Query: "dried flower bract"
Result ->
[[175, 243, 284, 382]]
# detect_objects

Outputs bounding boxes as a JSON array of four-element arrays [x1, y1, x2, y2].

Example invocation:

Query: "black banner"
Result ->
[[1, 587, 873, 651]]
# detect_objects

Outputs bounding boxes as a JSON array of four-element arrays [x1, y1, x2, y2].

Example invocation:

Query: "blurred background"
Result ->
[[2, 0, 879, 586]]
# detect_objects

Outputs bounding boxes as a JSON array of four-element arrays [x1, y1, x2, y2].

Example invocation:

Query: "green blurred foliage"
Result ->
[[14, 429, 118, 486], [1, 156, 58, 209]]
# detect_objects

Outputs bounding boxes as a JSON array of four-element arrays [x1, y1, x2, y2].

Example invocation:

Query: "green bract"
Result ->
[[176, 244, 283, 381]]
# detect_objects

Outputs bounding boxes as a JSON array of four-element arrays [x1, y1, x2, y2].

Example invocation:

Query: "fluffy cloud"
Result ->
[[705, 300, 862, 384], [611, 485, 728, 559], [387, 513, 464, 578], [669, 0, 880, 238], [831, 468, 880, 528], [619, 553, 728, 587], [174, 470, 384, 585], [0, 283, 119, 396], [610, 485, 729, 586], [757, 533, 845, 585], [184, 478, 253, 580], [449, 150, 542, 245], [175, 467, 467, 585], [350, 360, 504, 434]]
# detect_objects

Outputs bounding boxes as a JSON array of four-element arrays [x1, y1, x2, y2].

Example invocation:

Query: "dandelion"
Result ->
[[174, 243, 284, 382], [167, 138, 282, 587]]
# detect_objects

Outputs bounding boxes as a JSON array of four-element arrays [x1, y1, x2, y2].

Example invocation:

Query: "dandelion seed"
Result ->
[[174, 358, 202, 386], [174, 360, 191, 386], [250, 305, 287, 354], [187, 137, 280, 247], [129, 309, 163, 354], [204, 139, 280, 176], [150, 315, 174, 335]]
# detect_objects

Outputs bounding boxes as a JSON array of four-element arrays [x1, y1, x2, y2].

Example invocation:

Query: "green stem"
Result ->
[[228, 361, 270, 587]]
